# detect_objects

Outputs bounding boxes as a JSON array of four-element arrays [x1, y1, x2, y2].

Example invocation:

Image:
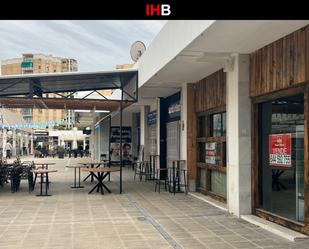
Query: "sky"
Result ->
[[0, 20, 167, 72]]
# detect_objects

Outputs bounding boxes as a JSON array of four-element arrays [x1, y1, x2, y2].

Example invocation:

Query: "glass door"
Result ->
[[258, 94, 304, 223]]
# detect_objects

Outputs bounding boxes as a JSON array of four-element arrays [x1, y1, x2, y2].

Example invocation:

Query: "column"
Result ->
[[156, 98, 161, 167], [20, 133, 23, 156], [30, 135, 34, 155], [226, 54, 251, 216], [83, 138, 86, 150], [25, 135, 29, 155], [2, 129, 7, 157], [140, 106, 150, 160], [180, 83, 188, 189], [91, 109, 96, 160], [187, 84, 197, 191], [180, 83, 187, 161], [96, 122, 101, 161], [12, 130, 16, 156], [72, 127, 78, 150]]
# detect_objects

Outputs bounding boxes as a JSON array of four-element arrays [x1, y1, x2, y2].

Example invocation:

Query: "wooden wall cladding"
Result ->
[[195, 69, 226, 112], [250, 26, 308, 97], [187, 84, 197, 181]]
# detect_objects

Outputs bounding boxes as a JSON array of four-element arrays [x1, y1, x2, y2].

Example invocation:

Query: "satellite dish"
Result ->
[[130, 41, 146, 62]]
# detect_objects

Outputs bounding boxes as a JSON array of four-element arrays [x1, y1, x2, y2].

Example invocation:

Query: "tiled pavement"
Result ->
[[0, 157, 308, 249]]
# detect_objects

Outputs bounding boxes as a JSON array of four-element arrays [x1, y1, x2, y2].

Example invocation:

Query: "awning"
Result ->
[[0, 97, 131, 111], [0, 69, 138, 111], [0, 69, 137, 96]]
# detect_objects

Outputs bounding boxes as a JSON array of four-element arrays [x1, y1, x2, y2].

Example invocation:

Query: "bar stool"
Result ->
[[153, 155, 169, 193], [149, 154, 159, 180], [177, 168, 188, 194], [168, 160, 188, 195], [134, 161, 149, 181], [154, 168, 169, 193]]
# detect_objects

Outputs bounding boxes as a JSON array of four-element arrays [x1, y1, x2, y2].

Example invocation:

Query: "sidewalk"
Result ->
[[0, 157, 308, 249]]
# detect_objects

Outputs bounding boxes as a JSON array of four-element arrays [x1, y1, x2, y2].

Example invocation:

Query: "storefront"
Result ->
[[164, 92, 181, 165], [33, 130, 49, 152], [188, 69, 227, 202], [251, 26, 309, 234], [147, 110, 157, 156]]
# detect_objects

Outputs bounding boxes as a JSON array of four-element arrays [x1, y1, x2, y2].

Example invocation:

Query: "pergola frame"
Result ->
[[0, 69, 138, 194]]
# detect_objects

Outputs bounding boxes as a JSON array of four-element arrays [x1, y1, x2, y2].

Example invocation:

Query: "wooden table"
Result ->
[[31, 169, 57, 196], [79, 162, 108, 182], [34, 162, 56, 170], [168, 160, 186, 194], [66, 165, 86, 188], [82, 167, 120, 195]]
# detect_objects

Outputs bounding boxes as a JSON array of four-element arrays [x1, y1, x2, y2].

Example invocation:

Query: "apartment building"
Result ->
[[1, 53, 78, 128]]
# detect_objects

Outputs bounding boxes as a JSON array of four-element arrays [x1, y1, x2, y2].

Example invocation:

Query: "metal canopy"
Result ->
[[0, 97, 132, 111], [0, 68, 138, 195], [0, 69, 137, 97]]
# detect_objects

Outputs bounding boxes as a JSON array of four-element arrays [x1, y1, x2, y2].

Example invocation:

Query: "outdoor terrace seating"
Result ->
[[0, 158, 35, 192]]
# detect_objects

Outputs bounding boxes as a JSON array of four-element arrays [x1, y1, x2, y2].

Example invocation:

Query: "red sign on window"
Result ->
[[269, 133, 292, 167]]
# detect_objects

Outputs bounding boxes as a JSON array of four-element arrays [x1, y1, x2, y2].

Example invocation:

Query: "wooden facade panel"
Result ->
[[195, 69, 226, 112], [306, 26, 309, 81], [250, 27, 307, 97], [187, 84, 197, 181]]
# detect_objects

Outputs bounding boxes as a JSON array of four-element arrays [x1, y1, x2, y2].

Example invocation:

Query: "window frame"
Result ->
[[196, 107, 227, 202], [252, 85, 309, 235]]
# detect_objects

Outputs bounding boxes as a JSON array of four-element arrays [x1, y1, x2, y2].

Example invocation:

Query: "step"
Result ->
[[241, 214, 309, 242]]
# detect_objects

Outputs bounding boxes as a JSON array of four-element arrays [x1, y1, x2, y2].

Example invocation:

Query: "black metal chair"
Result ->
[[153, 155, 169, 193], [154, 168, 169, 193]]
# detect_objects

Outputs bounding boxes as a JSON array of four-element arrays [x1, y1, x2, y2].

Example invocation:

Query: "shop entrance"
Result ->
[[166, 121, 180, 162], [257, 93, 304, 223]]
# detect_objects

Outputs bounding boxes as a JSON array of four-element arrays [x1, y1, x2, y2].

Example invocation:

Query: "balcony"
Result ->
[[21, 61, 33, 69]]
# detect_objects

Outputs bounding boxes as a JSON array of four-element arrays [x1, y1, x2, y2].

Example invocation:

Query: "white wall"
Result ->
[[137, 21, 215, 87]]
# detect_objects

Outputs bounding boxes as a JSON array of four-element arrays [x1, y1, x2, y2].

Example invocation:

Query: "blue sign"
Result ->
[[168, 101, 181, 119], [147, 111, 157, 125]]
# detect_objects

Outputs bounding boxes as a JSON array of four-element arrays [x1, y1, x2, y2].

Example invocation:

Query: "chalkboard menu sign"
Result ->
[[110, 127, 131, 143], [147, 111, 157, 125]]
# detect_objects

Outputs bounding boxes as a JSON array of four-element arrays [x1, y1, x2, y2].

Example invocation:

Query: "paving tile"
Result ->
[[0, 157, 307, 249]]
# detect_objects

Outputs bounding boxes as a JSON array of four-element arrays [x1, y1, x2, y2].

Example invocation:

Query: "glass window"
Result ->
[[259, 94, 304, 223], [210, 112, 226, 137], [197, 142, 205, 163], [197, 110, 227, 201], [197, 168, 206, 189], [197, 116, 205, 137], [211, 171, 227, 198]]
